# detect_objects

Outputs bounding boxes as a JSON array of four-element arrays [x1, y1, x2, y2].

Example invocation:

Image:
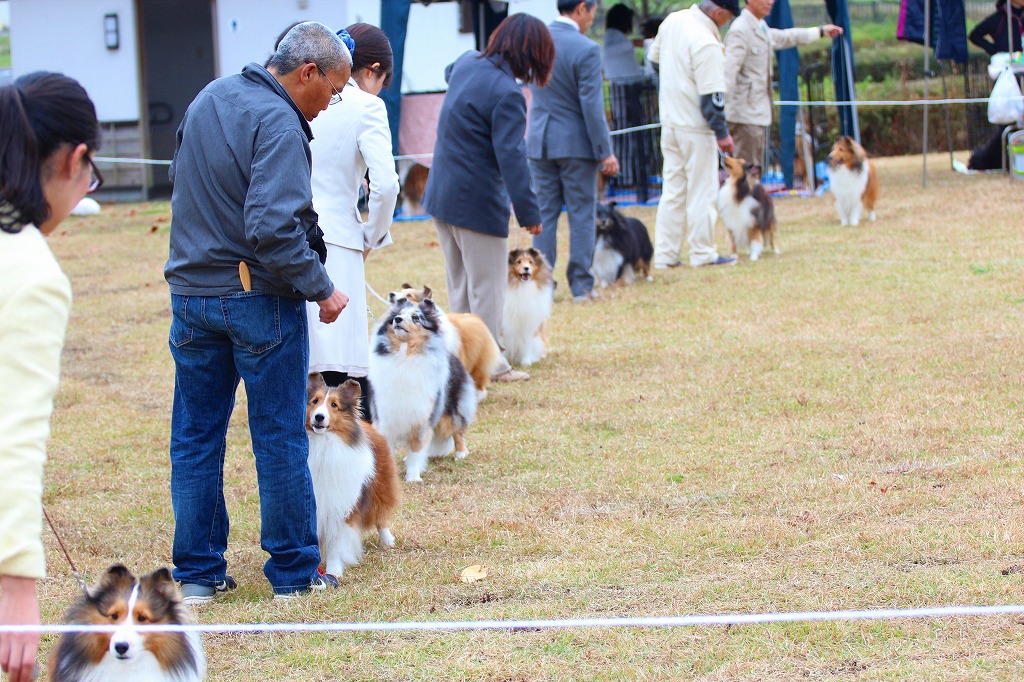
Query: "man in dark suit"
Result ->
[[528, 0, 619, 303]]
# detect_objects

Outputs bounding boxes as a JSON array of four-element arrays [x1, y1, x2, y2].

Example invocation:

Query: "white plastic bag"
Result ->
[[988, 67, 1024, 125]]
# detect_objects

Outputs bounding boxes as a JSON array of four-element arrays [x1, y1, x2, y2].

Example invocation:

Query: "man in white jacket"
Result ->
[[724, 0, 842, 170]]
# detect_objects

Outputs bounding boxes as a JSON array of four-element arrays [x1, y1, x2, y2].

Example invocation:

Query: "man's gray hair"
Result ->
[[267, 22, 352, 74]]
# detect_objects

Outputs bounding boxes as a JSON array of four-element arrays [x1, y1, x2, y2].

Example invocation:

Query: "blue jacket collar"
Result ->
[[241, 62, 314, 141]]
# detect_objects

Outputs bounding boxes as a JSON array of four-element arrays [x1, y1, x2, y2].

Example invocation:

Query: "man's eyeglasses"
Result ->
[[87, 156, 104, 194], [313, 63, 343, 105]]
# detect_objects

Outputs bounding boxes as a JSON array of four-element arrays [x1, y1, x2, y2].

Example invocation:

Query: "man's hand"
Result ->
[[599, 154, 620, 177], [821, 24, 843, 38], [717, 135, 735, 154], [0, 576, 40, 682], [521, 224, 543, 236], [316, 288, 349, 324]]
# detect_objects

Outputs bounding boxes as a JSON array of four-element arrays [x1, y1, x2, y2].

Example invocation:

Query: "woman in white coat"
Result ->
[[307, 24, 399, 402]]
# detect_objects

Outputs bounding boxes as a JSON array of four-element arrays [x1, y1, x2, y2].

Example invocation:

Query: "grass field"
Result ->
[[37, 155, 1024, 680], [0, 33, 10, 70]]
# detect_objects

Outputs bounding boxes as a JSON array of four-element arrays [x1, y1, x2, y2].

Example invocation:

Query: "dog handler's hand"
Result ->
[[0, 576, 41, 682], [522, 224, 543, 236], [600, 154, 620, 177], [717, 135, 735, 154], [316, 288, 349, 324]]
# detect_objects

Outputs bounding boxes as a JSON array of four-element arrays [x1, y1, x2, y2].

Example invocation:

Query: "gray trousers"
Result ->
[[529, 157, 599, 297], [433, 219, 513, 376]]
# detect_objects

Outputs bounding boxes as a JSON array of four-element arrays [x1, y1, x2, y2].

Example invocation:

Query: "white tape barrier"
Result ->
[[3, 603, 1024, 635], [92, 95, 1020, 169]]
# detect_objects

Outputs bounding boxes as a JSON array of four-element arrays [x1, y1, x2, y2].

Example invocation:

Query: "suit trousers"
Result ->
[[654, 126, 721, 267], [731, 123, 767, 173], [529, 157, 599, 297], [433, 219, 513, 376]]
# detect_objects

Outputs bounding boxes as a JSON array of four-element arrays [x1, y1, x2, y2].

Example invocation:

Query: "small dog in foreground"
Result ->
[[828, 136, 879, 226], [49, 565, 205, 682]]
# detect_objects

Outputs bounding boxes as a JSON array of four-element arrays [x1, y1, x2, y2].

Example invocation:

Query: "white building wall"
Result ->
[[9, 0, 139, 121], [214, 0, 363, 77], [402, 1, 475, 93]]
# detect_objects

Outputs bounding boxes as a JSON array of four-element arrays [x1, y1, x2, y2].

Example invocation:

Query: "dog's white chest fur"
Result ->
[[828, 164, 872, 226], [308, 432, 373, 524], [369, 336, 449, 444], [717, 183, 759, 248], [592, 235, 627, 286], [502, 280, 552, 366]]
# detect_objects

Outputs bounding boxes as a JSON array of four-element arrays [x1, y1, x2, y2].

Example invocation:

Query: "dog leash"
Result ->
[[43, 507, 88, 595]]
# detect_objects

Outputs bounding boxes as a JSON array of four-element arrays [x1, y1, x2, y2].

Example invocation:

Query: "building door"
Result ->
[[138, 0, 215, 197]]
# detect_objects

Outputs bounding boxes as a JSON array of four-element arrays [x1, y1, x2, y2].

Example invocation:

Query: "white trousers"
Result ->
[[654, 126, 721, 267]]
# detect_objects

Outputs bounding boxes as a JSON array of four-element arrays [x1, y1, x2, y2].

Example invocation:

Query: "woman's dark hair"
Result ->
[[606, 3, 635, 33], [483, 14, 555, 87], [0, 72, 99, 231], [347, 23, 395, 89]]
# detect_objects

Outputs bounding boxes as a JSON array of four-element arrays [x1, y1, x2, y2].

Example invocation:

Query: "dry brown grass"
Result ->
[[36, 155, 1024, 680]]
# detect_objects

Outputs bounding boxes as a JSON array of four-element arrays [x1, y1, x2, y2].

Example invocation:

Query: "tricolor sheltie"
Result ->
[[49, 565, 205, 682], [306, 374, 401, 577], [387, 284, 499, 399], [369, 297, 477, 482], [592, 202, 654, 286], [502, 248, 554, 367], [717, 156, 779, 261], [828, 136, 879, 226]]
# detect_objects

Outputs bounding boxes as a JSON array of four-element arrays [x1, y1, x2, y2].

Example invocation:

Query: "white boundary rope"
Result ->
[[4, 604, 1024, 634]]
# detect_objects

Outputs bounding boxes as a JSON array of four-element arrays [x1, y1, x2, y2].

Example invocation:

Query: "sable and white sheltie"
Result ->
[[369, 297, 477, 482], [49, 565, 205, 682], [828, 136, 880, 226], [387, 284, 499, 398], [502, 248, 554, 367], [717, 156, 780, 261], [592, 201, 654, 286], [306, 374, 401, 577]]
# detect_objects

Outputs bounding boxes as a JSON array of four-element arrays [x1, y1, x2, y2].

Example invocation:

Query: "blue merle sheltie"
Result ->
[[368, 297, 477, 482]]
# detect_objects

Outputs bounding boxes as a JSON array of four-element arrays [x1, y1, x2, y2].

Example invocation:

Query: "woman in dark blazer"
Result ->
[[422, 14, 554, 382]]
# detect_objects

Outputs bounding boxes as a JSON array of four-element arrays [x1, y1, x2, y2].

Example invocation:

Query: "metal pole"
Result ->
[[922, 0, 930, 188], [842, 37, 860, 142]]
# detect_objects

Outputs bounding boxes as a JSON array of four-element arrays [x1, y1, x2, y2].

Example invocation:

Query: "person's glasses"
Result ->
[[87, 156, 104, 194], [313, 63, 343, 105]]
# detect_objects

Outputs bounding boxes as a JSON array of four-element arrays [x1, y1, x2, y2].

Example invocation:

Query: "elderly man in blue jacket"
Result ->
[[528, 0, 620, 303], [165, 22, 350, 602]]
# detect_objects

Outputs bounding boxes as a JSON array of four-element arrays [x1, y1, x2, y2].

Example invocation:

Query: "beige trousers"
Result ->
[[731, 123, 767, 172], [433, 219, 513, 376], [654, 126, 721, 267]]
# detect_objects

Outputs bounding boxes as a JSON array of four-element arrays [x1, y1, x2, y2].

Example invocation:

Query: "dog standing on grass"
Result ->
[[369, 297, 478, 482], [828, 136, 879, 226], [502, 248, 554, 367], [306, 374, 400, 578], [717, 156, 779, 261]]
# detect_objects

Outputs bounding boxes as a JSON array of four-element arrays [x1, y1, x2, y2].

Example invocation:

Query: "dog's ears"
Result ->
[[400, 282, 413, 290], [527, 247, 544, 263], [90, 564, 135, 599], [308, 372, 327, 394], [608, 200, 618, 210], [508, 249, 520, 264], [387, 291, 398, 303], [421, 285, 432, 299], [420, 298, 436, 313], [339, 378, 362, 403]]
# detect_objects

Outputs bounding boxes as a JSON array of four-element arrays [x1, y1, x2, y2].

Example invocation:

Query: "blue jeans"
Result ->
[[168, 292, 320, 595]]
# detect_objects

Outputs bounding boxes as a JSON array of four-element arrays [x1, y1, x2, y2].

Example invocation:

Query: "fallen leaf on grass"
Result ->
[[460, 565, 487, 583]]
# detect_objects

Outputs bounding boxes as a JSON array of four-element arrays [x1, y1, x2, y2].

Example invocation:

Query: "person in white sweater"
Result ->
[[0, 72, 101, 682], [307, 23, 400, 409]]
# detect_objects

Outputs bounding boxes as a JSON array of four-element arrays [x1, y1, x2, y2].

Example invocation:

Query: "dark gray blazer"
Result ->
[[527, 20, 612, 161], [422, 51, 541, 237]]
